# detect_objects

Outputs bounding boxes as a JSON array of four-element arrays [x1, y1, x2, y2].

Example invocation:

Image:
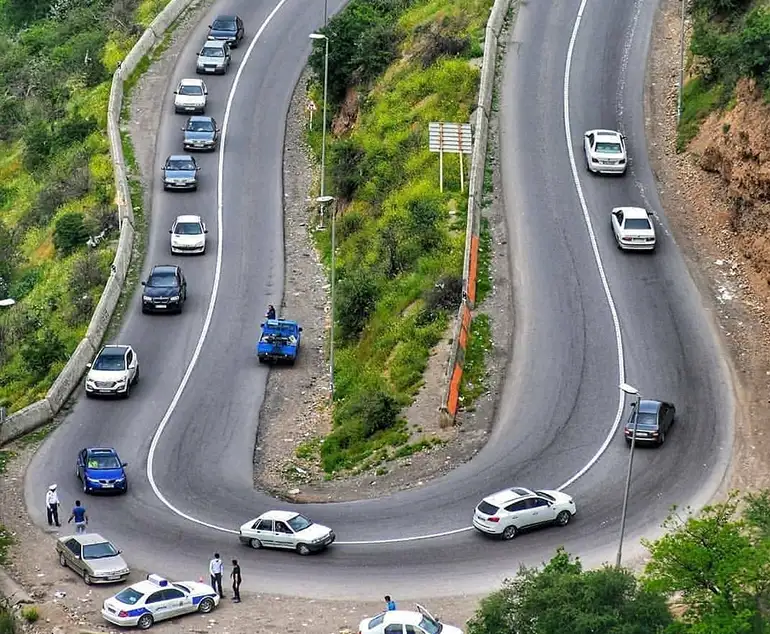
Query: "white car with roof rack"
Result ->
[[583, 129, 627, 174], [358, 604, 464, 634], [238, 510, 335, 555], [472, 487, 576, 540], [101, 574, 219, 630]]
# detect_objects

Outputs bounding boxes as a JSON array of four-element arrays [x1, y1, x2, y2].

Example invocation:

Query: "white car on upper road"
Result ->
[[101, 574, 219, 630], [583, 129, 627, 174], [85, 345, 139, 398], [359, 604, 464, 634], [173, 78, 207, 114], [169, 215, 207, 254], [472, 487, 576, 540], [238, 510, 335, 555], [611, 206, 656, 251]]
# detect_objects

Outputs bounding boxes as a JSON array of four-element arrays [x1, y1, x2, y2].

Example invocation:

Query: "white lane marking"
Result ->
[[556, 0, 627, 491], [146, 0, 292, 537], [144, 0, 631, 544]]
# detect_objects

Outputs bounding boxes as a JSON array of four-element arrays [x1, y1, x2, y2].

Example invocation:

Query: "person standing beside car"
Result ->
[[209, 553, 224, 598]]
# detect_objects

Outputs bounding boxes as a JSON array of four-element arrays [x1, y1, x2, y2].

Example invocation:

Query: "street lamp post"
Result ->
[[309, 33, 329, 203], [617, 382, 642, 568], [317, 195, 336, 400]]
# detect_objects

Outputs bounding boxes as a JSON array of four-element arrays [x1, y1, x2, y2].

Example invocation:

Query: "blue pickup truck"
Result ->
[[256, 319, 302, 364]]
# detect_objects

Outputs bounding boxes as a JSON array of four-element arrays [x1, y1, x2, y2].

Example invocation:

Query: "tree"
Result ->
[[467, 548, 672, 634], [335, 268, 380, 339], [643, 492, 770, 633], [53, 211, 88, 255]]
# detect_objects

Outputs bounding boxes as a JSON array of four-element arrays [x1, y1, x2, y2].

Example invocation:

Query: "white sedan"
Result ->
[[173, 78, 207, 114], [472, 487, 576, 540], [169, 215, 207, 254], [611, 206, 656, 251], [238, 510, 335, 555], [584, 129, 627, 174], [101, 574, 219, 630], [359, 604, 464, 634]]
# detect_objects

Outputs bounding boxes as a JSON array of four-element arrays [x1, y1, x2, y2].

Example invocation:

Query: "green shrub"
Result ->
[[691, 0, 753, 19], [53, 211, 88, 255], [330, 139, 367, 202], [423, 274, 463, 311], [20, 327, 66, 381], [20, 606, 38, 623], [336, 268, 381, 340]]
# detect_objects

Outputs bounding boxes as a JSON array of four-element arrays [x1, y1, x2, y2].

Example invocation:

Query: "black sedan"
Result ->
[[182, 116, 219, 151], [624, 399, 676, 446], [141, 264, 187, 314], [207, 14, 244, 47]]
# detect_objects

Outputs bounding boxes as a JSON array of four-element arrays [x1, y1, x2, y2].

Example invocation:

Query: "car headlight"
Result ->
[[142, 295, 151, 301], [116, 475, 126, 481], [86, 476, 99, 482], [170, 295, 180, 302]]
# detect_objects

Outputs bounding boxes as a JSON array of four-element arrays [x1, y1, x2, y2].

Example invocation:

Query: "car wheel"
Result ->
[[59, 553, 67, 567], [82, 479, 90, 494], [133, 366, 140, 384], [501, 525, 517, 541], [625, 437, 632, 446], [83, 570, 92, 585], [556, 510, 572, 526], [658, 431, 666, 446], [249, 538, 262, 549], [85, 390, 93, 398], [137, 613, 154, 630], [296, 543, 311, 556], [123, 382, 131, 399], [198, 597, 216, 613]]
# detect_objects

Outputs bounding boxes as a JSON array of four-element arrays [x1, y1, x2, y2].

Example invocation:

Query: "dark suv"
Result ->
[[141, 265, 187, 314], [207, 14, 245, 47], [624, 399, 676, 446]]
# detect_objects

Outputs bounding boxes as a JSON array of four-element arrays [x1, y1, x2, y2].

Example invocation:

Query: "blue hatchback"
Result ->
[[76, 448, 128, 494]]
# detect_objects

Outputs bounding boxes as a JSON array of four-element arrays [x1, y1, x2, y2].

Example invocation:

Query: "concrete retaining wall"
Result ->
[[1, 0, 197, 445], [441, 0, 513, 421]]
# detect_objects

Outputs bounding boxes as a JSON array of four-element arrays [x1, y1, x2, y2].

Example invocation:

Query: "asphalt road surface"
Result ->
[[24, 0, 733, 599]]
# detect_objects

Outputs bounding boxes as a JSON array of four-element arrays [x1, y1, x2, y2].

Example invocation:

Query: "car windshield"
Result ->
[[93, 353, 125, 371], [87, 455, 121, 469], [167, 159, 196, 171], [201, 47, 224, 58], [212, 19, 236, 30], [628, 412, 659, 430], [419, 616, 442, 634], [115, 588, 143, 605], [147, 274, 177, 288], [187, 120, 214, 132], [83, 541, 119, 560], [624, 218, 651, 230], [287, 515, 313, 532], [175, 222, 203, 235], [595, 141, 622, 153], [179, 84, 203, 96]]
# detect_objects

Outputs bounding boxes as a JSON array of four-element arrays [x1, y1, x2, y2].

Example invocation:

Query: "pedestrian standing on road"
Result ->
[[230, 559, 241, 603], [209, 553, 224, 598], [68, 500, 88, 534], [385, 595, 397, 611], [266, 305, 276, 320], [45, 484, 61, 527]]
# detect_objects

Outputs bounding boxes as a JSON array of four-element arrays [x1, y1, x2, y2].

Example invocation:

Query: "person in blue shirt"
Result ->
[[385, 595, 396, 611], [68, 500, 88, 534]]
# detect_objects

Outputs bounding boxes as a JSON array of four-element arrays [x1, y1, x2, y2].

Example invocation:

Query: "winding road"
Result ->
[[24, 0, 733, 600]]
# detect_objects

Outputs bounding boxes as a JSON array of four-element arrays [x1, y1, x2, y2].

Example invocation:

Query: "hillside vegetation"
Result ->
[[0, 0, 169, 412], [306, 0, 494, 473]]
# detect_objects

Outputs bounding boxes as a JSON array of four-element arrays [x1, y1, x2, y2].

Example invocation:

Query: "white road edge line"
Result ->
[[144, 0, 629, 545], [146, 0, 293, 537]]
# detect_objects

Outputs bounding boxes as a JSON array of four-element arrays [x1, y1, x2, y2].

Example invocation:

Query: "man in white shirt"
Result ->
[[209, 553, 224, 598], [45, 484, 61, 527]]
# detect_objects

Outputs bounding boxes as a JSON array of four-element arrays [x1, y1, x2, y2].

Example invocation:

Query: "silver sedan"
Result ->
[[56, 533, 130, 585]]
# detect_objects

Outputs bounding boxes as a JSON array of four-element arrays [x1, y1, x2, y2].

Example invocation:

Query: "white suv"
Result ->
[[173, 78, 207, 114], [472, 487, 576, 540], [85, 345, 139, 399], [583, 129, 627, 174]]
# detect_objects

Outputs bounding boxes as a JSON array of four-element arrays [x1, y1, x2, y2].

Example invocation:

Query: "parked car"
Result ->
[[583, 129, 627, 174], [624, 399, 676, 446], [102, 574, 219, 630], [141, 265, 187, 314], [173, 78, 207, 114], [238, 510, 335, 554], [359, 605, 464, 634], [181, 116, 219, 151], [85, 345, 139, 398], [56, 533, 130, 585], [472, 487, 576, 540], [76, 447, 128, 494], [196, 40, 231, 74], [207, 14, 244, 47], [610, 206, 656, 251], [256, 319, 302, 364], [161, 155, 199, 191], [170, 215, 207, 255]]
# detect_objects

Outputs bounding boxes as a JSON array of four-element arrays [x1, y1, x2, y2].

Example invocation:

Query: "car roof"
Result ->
[[60, 532, 111, 546], [592, 129, 622, 138], [86, 447, 119, 455], [150, 264, 179, 275], [638, 399, 663, 414], [202, 40, 228, 48], [613, 206, 648, 219], [259, 510, 301, 521], [380, 611, 426, 626], [482, 487, 534, 506], [187, 115, 213, 123], [179, 78, 204, 86], [167, 154, 194, 162], [99, 345, 128, 355], [213, 14, 238, 20], [174, 214, 202, 223], [264, 319, 298, 327]]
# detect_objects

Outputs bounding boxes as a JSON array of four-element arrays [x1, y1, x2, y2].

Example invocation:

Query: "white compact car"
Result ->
[[584, 129, 627, 174], [102, 574, 219, 630], [611, 206, 656, 251], [472, 487, 576, 540], [173, 78, 207, 114], [169, 215, 207, 254], [238, 510, 335, 555], [359, 605, 464, 634], [85, 345, 139, 398]]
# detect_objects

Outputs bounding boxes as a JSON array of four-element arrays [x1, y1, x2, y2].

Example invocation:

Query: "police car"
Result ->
[[101, 574, 219, 630]]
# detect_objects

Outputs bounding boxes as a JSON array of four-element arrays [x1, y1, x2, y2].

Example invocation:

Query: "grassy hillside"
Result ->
[[306, 0, 495, 473], [0, 0, 170, 412]]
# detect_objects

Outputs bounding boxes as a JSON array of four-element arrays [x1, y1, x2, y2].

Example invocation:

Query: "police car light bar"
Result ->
[[147, 574, 168, 586]]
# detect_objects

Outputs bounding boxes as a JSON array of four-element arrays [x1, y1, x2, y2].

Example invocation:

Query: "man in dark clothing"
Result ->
[[266, 305, 276, 320], [231, 559, 241, 602]]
